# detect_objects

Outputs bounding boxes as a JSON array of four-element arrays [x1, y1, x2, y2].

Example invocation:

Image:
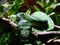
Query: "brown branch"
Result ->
[[54, 25, 60, 29], [0, 18, 17, 33], [47, 38, 56, 43], [53, 39, 60, 43], [2, 18, 17, 29], [47, 38, 60, 43], [32, 31, 60, 37], [48, 12, 55, 16]]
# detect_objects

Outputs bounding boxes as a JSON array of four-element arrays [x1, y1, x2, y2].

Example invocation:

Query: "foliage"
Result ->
[[0, 0, 60, 45]]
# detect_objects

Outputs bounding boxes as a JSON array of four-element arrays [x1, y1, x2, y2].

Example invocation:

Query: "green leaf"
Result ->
[[26, 9, 31, 15], [37, 0, 45, 8], [0, 26, 4, 31], [0, 5, 4, 12], [8, 15, 16, 22], [0, 32, 10, 45], [54, 14, 60, 25], [45, 3, 60, 14], [8, 1, 23, 15], [33, 5, 40, 11]]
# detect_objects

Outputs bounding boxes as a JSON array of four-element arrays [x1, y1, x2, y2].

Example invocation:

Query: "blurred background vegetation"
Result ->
[[0, 0, 60, 45]]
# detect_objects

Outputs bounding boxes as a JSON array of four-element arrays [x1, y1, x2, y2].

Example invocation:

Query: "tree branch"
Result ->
[[1, 18, 17, 29], [49, 12, 55, 16], [32, 31, 60, 37], [54, 25, 60, 29], [47, 38, 60, 43]]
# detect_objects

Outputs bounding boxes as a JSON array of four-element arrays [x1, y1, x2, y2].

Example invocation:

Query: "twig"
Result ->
[[42, 43, 46, 45], [1, 18, 17, 29], [47, 38, 60, 43], [32, 31, 60, 37], [54, 25, 60, 29], [48, 12, 55, 16], [53, 39, 60, 43], [47, 38, 56, 43]]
